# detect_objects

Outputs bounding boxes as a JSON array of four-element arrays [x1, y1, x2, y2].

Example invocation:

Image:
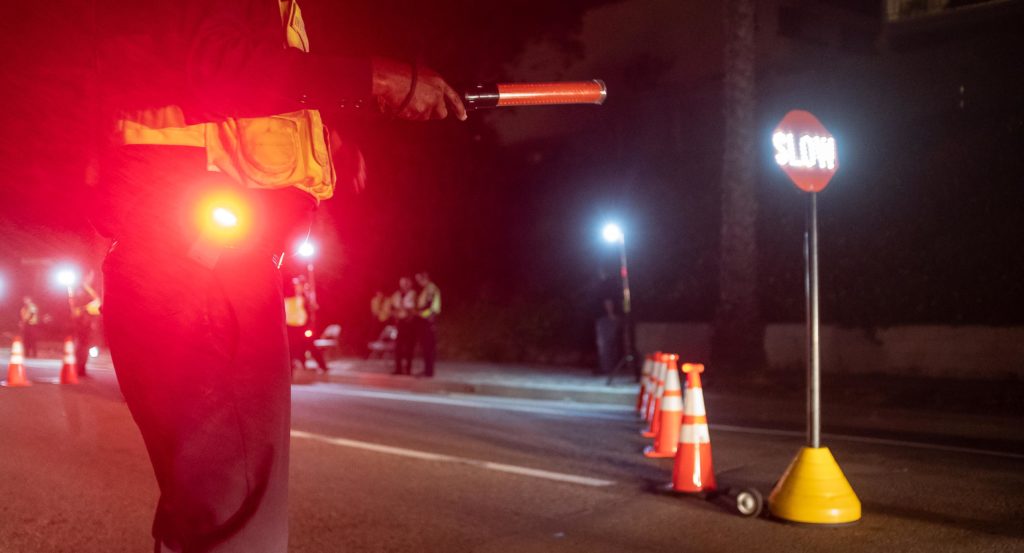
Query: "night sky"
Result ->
[[1, 1, 1022, 361]]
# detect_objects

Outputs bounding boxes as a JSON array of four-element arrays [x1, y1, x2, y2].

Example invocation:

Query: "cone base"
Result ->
[[670, 442, 716, 493], [768, 447, 861, 525], [772, 517, 860, 528], [60, 367, 79, 385], [643, 445, 677, 458], [2, 366, 32, 387]]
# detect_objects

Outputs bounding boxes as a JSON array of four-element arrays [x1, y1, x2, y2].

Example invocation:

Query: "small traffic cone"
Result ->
[[2, 337, 32, 387], [644, 356, 682, 458], [671, 363, 716, 493], [642, 354, 673, 438], [636, 354, 655, 415], [60, 337, 79, 385], [639, 353, 663, 419]]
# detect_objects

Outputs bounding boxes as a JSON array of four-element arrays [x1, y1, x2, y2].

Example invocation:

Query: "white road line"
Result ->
[[711, 424, 1024, 461], [292, 384, 628, 420], [290, 429, 616, 488]]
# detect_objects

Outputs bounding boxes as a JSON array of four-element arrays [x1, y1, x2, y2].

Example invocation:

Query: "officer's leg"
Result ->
[[287, 325, 306, 370], [104, 244, 290, 553], [307, 335, 328, 372]]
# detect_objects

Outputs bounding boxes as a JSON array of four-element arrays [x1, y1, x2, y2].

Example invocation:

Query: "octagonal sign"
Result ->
[[772, 110, 838, 193]]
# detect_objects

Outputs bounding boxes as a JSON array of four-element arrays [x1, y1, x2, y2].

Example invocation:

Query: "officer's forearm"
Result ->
[[186, 0, 371, 117]]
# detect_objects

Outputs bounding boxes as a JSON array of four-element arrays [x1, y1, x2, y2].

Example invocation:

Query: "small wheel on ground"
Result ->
[[735, 488, 763, 518]]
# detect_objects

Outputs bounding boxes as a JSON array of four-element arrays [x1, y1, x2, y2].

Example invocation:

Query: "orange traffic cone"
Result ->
[[2, 336, 31, 387], [671, 363, 716, 493], [645, 356, 682, 458], [642, 354, 674, 438], [60, 337, 79, 385], [634, 354, 651, 413], [634, 354, 659, 419]]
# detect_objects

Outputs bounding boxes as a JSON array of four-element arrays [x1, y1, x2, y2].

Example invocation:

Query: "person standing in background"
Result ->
[[19, 296, 40, 358], [285, 277, 328, 373], [414, 272, 441, 378], [70, 270, 102, 377], [391, 277, 416, 375], [370, 289, 392, 335]]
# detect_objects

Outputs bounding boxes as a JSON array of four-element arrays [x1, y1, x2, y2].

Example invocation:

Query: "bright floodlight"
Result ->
[[297, 241, 315, 258], [212, 207, 238, 228], [89, 346, 99, 358], [56, 269, 77, 287], [602, 223, 624, 244]]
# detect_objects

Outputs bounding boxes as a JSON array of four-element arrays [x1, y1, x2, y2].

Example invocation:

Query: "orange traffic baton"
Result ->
[[464, 80, 607, 110], [59, 337, 79, 385], [670, 363, 716, 493], [2, 337, 31, 387], [644, 356, 682, 458]]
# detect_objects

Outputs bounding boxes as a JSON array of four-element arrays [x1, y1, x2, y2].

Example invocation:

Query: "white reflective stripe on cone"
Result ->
[[655, 363, 666, 397], [681, 423, 711, 444], [660, 371, 683, 411], [683, 387, 706, 416]]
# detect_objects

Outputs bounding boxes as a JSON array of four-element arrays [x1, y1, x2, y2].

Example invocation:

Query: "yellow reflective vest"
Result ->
[[284, 295, 309, 327], [418, 283, 441, 319], [113, 0, 335, 202]]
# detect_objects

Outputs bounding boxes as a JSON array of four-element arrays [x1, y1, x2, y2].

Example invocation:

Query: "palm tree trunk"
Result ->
[[713, 0, 765, 372]]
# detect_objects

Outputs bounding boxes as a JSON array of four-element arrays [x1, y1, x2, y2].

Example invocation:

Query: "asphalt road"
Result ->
[[1, 359, 1022, 552]]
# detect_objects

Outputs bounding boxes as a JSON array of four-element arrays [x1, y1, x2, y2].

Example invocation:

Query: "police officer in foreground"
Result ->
[[92, 1, 466, 551]]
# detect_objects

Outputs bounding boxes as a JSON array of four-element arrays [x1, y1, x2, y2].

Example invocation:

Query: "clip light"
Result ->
[[195, 190, 252, 246]]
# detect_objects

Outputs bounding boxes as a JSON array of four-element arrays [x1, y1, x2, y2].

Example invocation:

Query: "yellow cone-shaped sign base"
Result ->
[[768, 447, 861, 525]]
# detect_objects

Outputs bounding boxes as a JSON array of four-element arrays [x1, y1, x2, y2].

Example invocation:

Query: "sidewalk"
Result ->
[[305, 356, 1024, 453], [309, 358, 639, 405]]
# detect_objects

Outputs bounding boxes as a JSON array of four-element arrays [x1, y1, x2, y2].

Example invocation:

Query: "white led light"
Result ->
[[56, 269, 77, 287], [774, 132, 836, 171], [602, 223, 624, 244], [212, 207, 238, 227]]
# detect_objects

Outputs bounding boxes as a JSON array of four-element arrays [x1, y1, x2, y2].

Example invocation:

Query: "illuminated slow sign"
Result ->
[[772, 110, 838, 193]]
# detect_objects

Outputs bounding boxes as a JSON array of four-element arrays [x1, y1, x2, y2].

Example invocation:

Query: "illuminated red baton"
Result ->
[[463, 80, 607, 110]]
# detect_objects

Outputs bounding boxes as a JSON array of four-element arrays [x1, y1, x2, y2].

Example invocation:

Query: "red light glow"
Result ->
[[194, 191, 252, 246]]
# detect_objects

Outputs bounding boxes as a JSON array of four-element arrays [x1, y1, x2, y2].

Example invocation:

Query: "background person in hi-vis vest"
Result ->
[[91, 1, 466, 551], [391, 276, 417, 376], [414, 271, 441, 378]]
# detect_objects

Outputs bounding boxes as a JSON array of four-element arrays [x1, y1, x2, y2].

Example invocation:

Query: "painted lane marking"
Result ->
[[297, 386, 1024, 460], [711, 424, 1024, 461], [290, 429, 616, 488]]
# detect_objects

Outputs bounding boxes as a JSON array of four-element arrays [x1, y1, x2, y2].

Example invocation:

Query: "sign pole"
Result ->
[[768, 109, 859, 524], [805, 192, 820, 448]]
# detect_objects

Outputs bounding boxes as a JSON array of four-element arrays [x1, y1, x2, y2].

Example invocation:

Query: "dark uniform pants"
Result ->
[[103, 241, 291, 553], [394, 319, 415, 375], [416, 317, 437, 377]]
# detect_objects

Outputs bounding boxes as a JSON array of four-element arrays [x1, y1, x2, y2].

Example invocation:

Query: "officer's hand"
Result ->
[[330, 130, 367, 193], [372, 57, 467, 122]]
